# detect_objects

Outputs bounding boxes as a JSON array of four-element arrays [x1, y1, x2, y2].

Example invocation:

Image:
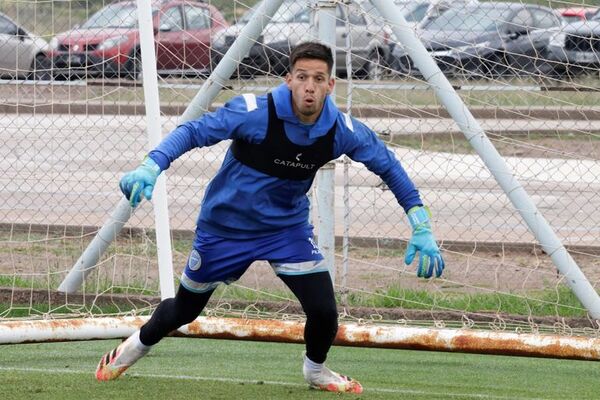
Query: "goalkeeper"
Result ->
[[96, 41, 445, 394]]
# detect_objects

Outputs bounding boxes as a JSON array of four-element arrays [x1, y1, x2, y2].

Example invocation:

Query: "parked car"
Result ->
[[546, 9, 600, 76], [390, 2, 562, 77], [211, 0, 390, 79], [362, 0, 454, 32], [48, 0, 228, 79], [556, 7, 598, 24], [360, 0, 478, 65], [0, 12, 51, 80]]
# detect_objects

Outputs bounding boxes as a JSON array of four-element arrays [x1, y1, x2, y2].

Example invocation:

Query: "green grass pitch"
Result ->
[[1, 337, 599, 399]]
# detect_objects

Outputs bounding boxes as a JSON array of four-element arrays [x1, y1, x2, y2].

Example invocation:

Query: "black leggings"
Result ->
[[279, 271, 338, 363], [139, 271, 338, 364], [139, 283, 213, 346]]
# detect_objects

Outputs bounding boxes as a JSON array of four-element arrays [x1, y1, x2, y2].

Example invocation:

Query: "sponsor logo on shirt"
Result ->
[[274, 153, 316, 170]]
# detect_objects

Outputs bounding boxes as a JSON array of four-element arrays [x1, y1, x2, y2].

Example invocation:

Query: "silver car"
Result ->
[[0, 12, 50, 80], [212, 0, 390, 80]]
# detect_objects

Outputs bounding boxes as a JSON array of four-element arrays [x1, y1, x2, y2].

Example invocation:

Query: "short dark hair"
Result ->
[[289, 41, 334, 75]]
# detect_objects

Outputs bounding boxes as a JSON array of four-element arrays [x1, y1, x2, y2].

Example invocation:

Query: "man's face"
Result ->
[[285, 58, 335, 124]]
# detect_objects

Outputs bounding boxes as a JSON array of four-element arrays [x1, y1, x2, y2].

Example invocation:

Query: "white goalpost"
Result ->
[[1, 0, 600, 360]]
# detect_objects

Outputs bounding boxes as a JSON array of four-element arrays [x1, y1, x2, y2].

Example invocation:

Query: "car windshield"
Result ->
[[592, 9, 600, 20], [398, 2, 430, 22], [424, 6, 511, 31], [81, 4, 138, 28], [362, 1, 429, 23], [240, 1, 309, 24]]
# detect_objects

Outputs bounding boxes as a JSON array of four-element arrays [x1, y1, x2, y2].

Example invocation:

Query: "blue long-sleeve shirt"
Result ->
[[149, 83, 422, 238]]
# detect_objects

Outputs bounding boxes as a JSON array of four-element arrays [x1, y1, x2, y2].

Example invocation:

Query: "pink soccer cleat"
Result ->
[[95, 333, 150, 381], [303, 354, 363, 394]]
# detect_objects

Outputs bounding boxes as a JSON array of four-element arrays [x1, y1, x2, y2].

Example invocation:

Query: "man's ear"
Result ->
[[327, 77, 335, 94]]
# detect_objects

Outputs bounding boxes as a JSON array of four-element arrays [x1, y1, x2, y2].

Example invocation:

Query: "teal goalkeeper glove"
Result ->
[[119, 157, 161, 208], [405, 206, 445, 278]]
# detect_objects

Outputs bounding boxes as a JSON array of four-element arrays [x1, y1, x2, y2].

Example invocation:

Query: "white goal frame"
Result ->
[[1, 0, 599, 359]]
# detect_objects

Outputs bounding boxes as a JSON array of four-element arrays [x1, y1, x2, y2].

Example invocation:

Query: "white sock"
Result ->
[[115, 331, 150, 366], [304, 355, 323, 376], [130, 330, 151, 352]]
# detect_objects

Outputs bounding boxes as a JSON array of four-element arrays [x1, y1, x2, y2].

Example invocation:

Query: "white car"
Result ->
[[0, 12, 51, 80], [211, 0, 390, 80]]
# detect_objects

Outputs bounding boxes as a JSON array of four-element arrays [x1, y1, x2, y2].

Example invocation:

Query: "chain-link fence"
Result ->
[[1, 0, 600, 333]]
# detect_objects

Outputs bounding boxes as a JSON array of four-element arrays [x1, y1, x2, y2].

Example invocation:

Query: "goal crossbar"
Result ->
[[1, 317, 599, 361]]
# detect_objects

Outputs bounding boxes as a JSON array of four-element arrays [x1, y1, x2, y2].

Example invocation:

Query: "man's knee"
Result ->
[[174, 302, 201, 325], [279, 271, 337, 322], [155, 296, 199, 327], [304, 299, 338, 324]]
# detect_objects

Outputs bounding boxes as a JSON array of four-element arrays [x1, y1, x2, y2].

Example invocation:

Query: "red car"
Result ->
[[557, 7, 598, 24], [48, 0, 228, 79]]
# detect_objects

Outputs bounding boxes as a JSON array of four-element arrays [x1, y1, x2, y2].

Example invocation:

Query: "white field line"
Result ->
[[0, 366, 550, 400]]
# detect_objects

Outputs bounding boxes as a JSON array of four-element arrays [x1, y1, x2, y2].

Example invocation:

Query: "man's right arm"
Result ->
[[148, 97, 252, 171], [119, 96, 255, 207]]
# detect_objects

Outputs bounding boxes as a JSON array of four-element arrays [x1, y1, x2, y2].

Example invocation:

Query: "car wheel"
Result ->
[[480, 53, 508, 78], [126, 51, 143, 81], [360, 50, 386, 80], [29, 54, 52, 81], [534, 56, 566, 80], [562, 65, 581, 82], [391, 54, 416, 77]]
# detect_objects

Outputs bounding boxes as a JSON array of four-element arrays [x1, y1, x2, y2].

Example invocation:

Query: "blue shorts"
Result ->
[[180, 225, 326, 293]]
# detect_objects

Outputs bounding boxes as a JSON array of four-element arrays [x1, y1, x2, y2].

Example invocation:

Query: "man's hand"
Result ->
[[405, 206, 445, 278], [119, 157, 161, 208]]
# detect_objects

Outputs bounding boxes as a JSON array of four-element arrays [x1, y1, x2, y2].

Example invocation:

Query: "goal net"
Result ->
[[1, 0, 600, 353]]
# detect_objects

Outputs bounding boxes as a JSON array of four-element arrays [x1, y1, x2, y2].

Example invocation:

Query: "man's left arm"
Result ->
[[337, 118, 445, 278]]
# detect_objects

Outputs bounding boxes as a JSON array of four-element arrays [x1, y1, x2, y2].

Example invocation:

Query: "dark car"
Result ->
[[361, 0, 479, 71], [546, 9, 600, 76], [48, 0, 228, 79], [390, 2, 562, 78]]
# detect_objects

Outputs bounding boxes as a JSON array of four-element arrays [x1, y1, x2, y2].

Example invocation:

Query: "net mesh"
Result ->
[[1, 0, 600, 340]]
